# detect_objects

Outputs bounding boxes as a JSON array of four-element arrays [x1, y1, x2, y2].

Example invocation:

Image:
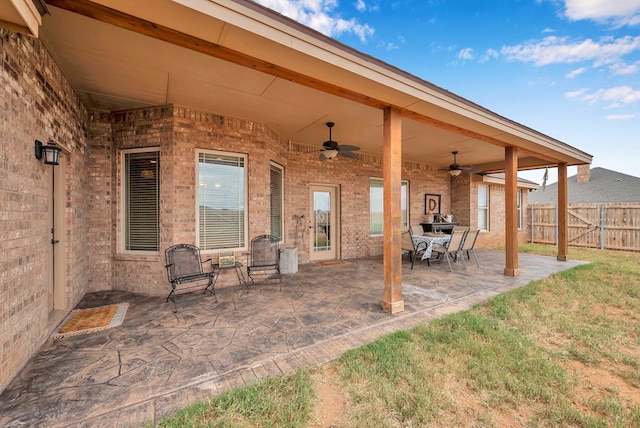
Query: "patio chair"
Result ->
[[165, 244, 215, 312], [431, 228, 468, 272], [460, 229, 480, 267], [402, 228, 428, 269], [410, 224, 425, 235], [247, 234, 283, 289]]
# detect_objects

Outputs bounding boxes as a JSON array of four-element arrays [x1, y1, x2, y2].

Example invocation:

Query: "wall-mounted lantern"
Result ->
[[35, 140, 62, 166]]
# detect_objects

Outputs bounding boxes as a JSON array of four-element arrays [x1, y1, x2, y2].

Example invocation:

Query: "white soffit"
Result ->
[[170, 0, 590, 163]]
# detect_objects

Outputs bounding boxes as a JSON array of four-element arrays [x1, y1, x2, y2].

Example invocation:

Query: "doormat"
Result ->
[[316, 260, 346, 266], [51, 303, 128, 339]]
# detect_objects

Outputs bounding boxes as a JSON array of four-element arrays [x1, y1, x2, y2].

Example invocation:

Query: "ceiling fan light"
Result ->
[[324, 149, 338, 159], [449, 169, 462, 177]]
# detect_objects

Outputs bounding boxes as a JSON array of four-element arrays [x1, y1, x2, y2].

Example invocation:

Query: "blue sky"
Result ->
[[255, 0, 640, 184]]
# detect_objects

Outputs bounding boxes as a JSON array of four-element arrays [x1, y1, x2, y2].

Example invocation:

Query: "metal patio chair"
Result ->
[[165, 244, 215, 312], [402, 228, 428, 269], [247, 234, 283, 289], [431, 228, 468, 272], [460, 229, 481, 267]]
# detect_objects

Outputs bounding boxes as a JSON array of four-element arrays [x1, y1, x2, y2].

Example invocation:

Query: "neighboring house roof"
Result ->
[[528, 167, 640, 204]]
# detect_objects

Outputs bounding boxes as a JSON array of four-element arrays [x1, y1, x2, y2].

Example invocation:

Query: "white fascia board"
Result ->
[[8, 0, 41, 36]]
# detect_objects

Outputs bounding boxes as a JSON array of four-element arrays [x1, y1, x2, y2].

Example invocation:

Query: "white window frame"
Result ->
[[121, 148, 160, 254], [196, 149, 248, 252], [369, 177, 408, 236], [270, 162, 284, 242], [517, 189, 523, 229], [478, 184, 489, 231]]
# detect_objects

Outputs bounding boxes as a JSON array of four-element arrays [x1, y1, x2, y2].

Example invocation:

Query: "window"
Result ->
[[517, 189, 522, 229], [197, 151, 247, 251], [478, 185, 489, 231], [370, 178, 408, 235], [124, 149, 160, 251], [270, 163, 284, 240]]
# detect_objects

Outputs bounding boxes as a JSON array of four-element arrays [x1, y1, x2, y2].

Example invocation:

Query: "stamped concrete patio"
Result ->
[[0, 249, 586, 427]]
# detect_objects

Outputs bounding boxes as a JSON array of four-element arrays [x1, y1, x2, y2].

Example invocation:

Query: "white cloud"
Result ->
[[479, 48, 499, 63], [606, 114, 636, 120], [563, 0, 640, 26], [501, 35, 640, 66], [565, 88, 588, 99], [566, 85, 640, 107], [609, 61, 639, 75], [379, 41, 398, 51], [254, 0, 374, 42], [356, 0, 366, 12], [566, 67, 586, 78], [457, 47, 474, 60]]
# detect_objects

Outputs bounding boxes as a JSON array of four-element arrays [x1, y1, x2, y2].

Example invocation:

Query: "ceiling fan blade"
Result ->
[[338, 144, 360, 151], [460, 166, 482, 173], [338, 150, 359, 159]]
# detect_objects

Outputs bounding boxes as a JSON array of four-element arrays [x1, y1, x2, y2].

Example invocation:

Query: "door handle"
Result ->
[[51, 228, 59, 245]]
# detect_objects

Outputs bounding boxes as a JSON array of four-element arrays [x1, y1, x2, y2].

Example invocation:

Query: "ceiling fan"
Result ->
[[319, 122, 360, 160], [439, 151, 482, 176]]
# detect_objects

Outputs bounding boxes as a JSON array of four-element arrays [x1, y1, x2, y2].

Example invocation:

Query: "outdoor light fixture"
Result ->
[[35, 139, 62, 165], [448, 168, 462, 177], [323, 149, 339, 159]]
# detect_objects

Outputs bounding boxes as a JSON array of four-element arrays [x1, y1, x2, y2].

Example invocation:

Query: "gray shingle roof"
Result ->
[[528, 167, 640, 204]]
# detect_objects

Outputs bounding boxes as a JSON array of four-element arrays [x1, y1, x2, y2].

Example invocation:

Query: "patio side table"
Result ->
[[211, 261, 249, 291]]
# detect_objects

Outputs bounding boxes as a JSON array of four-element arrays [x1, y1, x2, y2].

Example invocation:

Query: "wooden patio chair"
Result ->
[[460, 229, 480, 267], [431, 228, 468, 272], [247, 234, 283, 289]]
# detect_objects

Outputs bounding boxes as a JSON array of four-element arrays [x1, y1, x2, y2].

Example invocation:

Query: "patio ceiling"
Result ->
[[34, 0, 591, 173]]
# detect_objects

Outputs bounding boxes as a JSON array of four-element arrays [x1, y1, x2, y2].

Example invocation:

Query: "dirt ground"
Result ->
[[310, 367, 350, 428], [308, 340, 640, 426]]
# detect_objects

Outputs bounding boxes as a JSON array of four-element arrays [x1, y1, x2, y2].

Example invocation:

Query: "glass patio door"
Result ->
[[309, 185, 338, 261]]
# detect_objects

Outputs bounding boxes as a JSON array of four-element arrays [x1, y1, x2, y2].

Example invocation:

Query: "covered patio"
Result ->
[[0, 250, 586, 427]]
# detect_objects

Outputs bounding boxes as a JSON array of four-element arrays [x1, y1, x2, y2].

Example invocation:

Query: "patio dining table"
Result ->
[[412, 233, 451, 261]]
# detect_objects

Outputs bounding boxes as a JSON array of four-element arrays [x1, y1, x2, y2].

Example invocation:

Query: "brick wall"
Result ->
[[473, 183, 530, 248], [98, 108, 458, 292], [0, 30, 89, 393], [90, 107, 292, 294]]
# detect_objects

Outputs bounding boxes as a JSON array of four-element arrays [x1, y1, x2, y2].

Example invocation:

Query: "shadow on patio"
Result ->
[[0, 249, 586, 427]]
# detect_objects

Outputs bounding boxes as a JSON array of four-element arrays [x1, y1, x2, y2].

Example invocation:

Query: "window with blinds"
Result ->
[[124, 150, 159, 251], [369, 178, 408, 235], [197, 151, 247, 251], [270, 163, 283, 240]]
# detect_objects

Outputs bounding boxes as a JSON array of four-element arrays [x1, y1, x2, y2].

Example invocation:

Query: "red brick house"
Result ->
[[0, 0, 591, 392]]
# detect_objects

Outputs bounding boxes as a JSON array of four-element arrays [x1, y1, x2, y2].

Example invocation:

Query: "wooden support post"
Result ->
[[504, 146, 520, 276], [381, 107, 404, 314], [557, 163, 569, 261]]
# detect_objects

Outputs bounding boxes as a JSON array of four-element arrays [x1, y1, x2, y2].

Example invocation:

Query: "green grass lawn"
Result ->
[[155, 245, 640, 427]]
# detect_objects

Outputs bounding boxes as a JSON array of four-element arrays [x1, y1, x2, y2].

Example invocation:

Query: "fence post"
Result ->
[[600, 204, 605, 250], [555, 205, 559, 245], [530, 205, 534, 243]]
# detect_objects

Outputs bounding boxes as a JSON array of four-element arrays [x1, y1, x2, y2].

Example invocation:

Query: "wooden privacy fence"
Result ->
[[529, 203, 640, 252]]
